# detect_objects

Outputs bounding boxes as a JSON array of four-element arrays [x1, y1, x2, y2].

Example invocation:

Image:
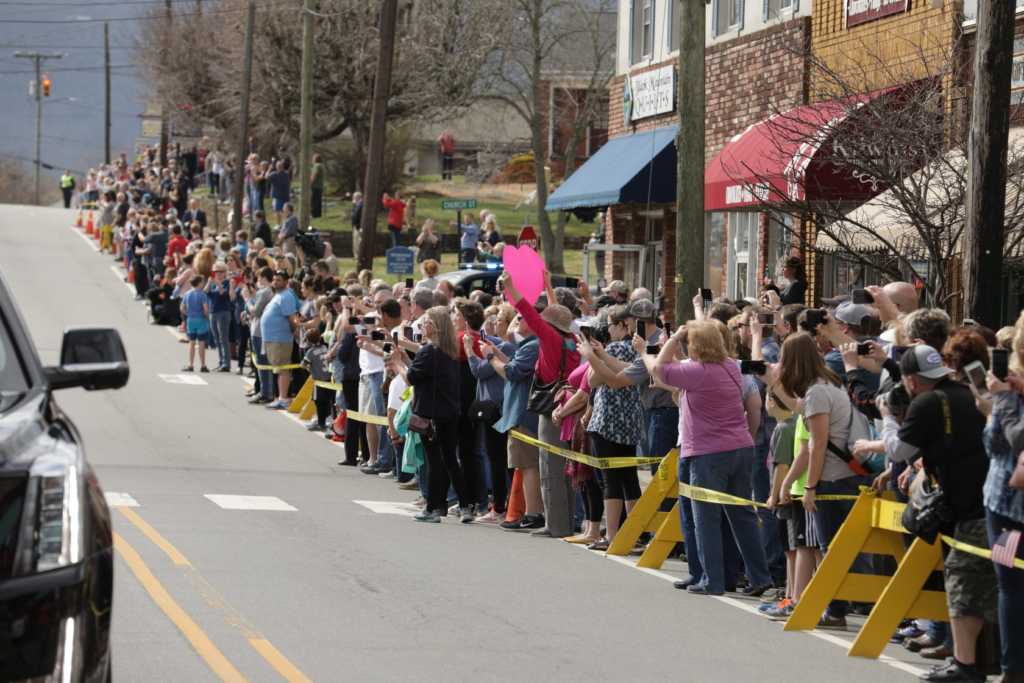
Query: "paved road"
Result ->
[[1, 204, 927, 682]]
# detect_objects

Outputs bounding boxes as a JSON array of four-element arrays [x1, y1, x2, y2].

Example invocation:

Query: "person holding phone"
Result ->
[[762, 256, 807, 306], [979, 311, 1024, 682]]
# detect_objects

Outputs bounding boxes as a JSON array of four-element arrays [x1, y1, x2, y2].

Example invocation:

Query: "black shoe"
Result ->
[[199, 366, 210, 373], [360, 464, 387, 475], [741, 583, 772, 598], [919, 660, 984, 682], [338, 459, 358, 466], [248, 395, 271, 405], [686, 584, 724, 596], [673, 576, 699, 590], [213, 366, 231, 373], [503, 513, 544, 532]]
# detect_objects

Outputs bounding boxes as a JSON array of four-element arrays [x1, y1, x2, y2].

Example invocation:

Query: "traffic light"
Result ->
[[41, 74, 51, 97]]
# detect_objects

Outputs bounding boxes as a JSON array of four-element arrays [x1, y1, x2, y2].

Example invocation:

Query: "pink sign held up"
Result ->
[[502, 245, 546, 305]]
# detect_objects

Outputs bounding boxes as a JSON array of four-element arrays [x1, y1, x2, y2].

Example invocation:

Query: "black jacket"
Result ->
[[182, 209, 207, 228], [406, 343, 460, 420], [253, 220, 273, 246]]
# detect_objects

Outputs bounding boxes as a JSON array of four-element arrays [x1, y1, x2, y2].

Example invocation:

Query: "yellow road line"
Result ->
[[112, 533, 248, 683], [118, 507, 192, 566], [248, 638, 314, 683]]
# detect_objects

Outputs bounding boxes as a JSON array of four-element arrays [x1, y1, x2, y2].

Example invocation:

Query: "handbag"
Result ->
[[900, 389, 955, 544], [527, 342, 568, 416], [469, 398, 501, 424], [1009, 451, 1024, 490]]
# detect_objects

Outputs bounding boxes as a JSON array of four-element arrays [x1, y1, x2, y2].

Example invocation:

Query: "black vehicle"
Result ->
[[0, 272, 129, 682], [436, 264, 579, 297]]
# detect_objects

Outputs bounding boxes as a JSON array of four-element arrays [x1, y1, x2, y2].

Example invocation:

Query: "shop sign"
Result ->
[[628, 65, 675, 122], [846, 0, 908, 28], [725, 183, 770, 206]]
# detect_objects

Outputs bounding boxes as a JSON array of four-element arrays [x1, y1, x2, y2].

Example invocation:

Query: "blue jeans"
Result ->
[[987, 509, 1024, 674], [359, 372, 388, 465], [647, 407, 679, 475], [210, 311, 231, 369], [688, 448, 772, 594], [812, 476, 871, 618], [253, 337, 274, 400], [388, 225, 402, 248]]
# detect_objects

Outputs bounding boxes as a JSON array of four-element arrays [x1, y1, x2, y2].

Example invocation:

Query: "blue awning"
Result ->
[[546, 125, 678, 211]]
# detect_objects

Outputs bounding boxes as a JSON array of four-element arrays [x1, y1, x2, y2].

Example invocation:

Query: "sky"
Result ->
[[0, 0, 149, 183]]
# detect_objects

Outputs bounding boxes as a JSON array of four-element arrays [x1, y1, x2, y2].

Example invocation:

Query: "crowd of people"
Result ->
[[75, 147, 1023, 683]]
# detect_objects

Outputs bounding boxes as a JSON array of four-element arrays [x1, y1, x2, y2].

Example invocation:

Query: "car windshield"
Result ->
[[0, 313, 30, 412]]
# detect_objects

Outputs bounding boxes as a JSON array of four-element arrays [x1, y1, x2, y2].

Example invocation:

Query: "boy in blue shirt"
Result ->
[[180, 275, 211, 372], [205, 262, 235, 371]]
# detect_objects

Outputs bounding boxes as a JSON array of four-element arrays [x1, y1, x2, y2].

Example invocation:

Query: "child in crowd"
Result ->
[[180, 275, 210, 372], [761, 391, 799, 620], [303, 330, 333, 432]]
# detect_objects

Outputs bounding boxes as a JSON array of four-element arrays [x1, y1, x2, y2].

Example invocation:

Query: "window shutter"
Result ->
[[763, 0, 769, 22], [712, 0, 720, 36]]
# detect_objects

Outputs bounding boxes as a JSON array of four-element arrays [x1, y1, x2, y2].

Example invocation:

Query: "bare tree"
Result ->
[[482, 0, 615, 273], [714, 34, 1024, 308]]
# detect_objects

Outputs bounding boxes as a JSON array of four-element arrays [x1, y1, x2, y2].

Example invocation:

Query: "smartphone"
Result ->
[[964, 360, 989, 397], [664, 322, 672, 336], [392, 330, 400, 343], [851, 288, 874, 304], [348, 316, 361, 325], [405, 277, 414, 289], [637, 320, 646, 339], [645, 344, 661, 355], [414, 332, 423, 343], [382, 342, 393, 354], [371, 329, 386, 341], [758, 312, 774, 326], [740, 359, 767, 375], [580, 326, 593, 341], [363, 316, 377, 325], [700, 288, 713, 309], [856, 341, 872, 356], [991, 348, 1010, 381], [403, 326, 414, 340], [563, 276, 579, 289], [890, 345, 909, 363]]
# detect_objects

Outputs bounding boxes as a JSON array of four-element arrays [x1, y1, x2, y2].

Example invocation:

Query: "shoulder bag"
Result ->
[[901, 389, 955, 544], [527, 341, 567, 416]]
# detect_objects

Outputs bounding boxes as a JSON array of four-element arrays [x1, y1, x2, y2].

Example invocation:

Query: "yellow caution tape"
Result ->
[[678, 483, 859, 509], [249, 353, 302, 371], [508, 429, 662, 470], [308, 380, 390, 426], [313, 379, 343, 391], [941, 534, 1024, 570]]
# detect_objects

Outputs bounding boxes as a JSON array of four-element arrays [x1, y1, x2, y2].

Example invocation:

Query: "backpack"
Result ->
[[826, 396, 883, 476]]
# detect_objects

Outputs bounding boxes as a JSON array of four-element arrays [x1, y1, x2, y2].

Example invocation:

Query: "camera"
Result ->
[[371, 329, 386, 341], [882, 384, 911, 420], [856, 341, 872, 356], [740, 359, 767, 375]]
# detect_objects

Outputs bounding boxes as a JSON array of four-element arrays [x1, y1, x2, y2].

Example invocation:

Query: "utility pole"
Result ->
[[674, 0, 704, 324], [961, 0, 1015, 326], [297, 0, 316, 233], [14, 51, 63, 205], [159, 0, 172, 168], [358, 0, 399, 271], [231, 0, 256, 239], [104, 22, 111, 165]]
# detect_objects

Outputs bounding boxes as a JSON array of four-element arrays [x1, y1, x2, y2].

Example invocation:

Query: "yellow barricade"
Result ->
[[607, 450, 680, 558], [310, 381, 389, 426], [785, 489, 949, 659], [287, 377, 314, 417], [508, 430, 663, 470]]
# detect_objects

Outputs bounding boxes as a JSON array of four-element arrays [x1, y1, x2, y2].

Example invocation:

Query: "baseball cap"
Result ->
[[627, 298, 657, 321], [273, 269, 290, 279], [821, 294, 851, 308], [605, 280, 629, 296], [899, 344, 953, 381], [834, 302, 875, 327]]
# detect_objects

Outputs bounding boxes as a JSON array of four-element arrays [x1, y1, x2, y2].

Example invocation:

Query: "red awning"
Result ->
[[705, 86, 905, 211]]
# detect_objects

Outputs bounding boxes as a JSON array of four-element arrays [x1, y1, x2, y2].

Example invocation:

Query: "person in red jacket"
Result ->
[[382, 191, 407, 248]]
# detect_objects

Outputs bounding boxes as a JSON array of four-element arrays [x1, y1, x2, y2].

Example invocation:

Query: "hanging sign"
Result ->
[[628, 66, 675, 122]]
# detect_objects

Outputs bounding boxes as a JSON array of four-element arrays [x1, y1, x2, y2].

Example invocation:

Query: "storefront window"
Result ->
[[705, 212, 726, 297], [765, 212, 794, 282], [726, 212, 759, 300]]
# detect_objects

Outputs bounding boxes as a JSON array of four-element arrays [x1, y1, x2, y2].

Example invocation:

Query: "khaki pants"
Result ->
[[538, 415, 574, 538]]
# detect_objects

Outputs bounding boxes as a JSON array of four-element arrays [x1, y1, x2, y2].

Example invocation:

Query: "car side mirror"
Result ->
[[44, 327, 130, 391]]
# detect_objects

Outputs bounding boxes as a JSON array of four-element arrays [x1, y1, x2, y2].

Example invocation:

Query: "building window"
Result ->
[[765, 212, 794, 282], [631, 0, 655, 64], [726, 211, 759, 300], [705, 213, 727, 298], [668, 0, 679, 52], [764, 0, 794, 21], [715, 0, 743, 36]]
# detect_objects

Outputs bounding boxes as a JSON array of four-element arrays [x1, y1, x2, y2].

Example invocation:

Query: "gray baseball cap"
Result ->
[[899, 344, 953, 381]]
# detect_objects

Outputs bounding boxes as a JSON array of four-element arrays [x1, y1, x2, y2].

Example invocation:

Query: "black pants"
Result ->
[[236, 324, 250, 371], [482, 424, 509, 513], [441, 154, 453, 180], [590, 432, 641, 500], [62, 188, 73, 208], [458, 413, 484, 507], [424, 418, 469, 513], [582, 478, 604, 523], [133, 261, 149, 297], [342, 379, 365, 465], [313, 386, 333, 428], [311, 187, 323, 218]]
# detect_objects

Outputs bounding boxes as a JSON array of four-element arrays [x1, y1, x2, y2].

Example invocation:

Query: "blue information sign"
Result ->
[[386, 246, 415, 275]]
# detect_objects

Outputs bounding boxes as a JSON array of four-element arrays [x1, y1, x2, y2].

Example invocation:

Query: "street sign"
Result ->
[[441, 199, 477, 211], [386, 246, 415, 275]]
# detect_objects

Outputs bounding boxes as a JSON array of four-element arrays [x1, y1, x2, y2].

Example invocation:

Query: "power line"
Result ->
[[0, 64, 138, 75], [0, 0, 294, 23], [0, 44, 139, 49]]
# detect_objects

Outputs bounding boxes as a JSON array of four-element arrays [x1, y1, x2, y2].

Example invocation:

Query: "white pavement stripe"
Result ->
[[595, 550, 928, 678], [109, 264, 136, 295], [352, 500, 421, 517], [69, 224, 99, 252], [163, 325, 187, 342], [157, 373, 208, 386], [204, 494, 297, 511], [104, 492, 140, 508]]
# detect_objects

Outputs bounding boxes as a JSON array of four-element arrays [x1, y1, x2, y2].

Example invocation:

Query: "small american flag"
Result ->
[[991, 529, 1022, 568]]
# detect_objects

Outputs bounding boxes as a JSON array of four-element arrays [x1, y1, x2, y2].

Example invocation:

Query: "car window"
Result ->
[[0, 314, 30, 411]]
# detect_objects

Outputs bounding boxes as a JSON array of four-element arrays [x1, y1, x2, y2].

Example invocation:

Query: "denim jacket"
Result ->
[[467, 335, 516, 405], [983, 391, 1024, 524], [493, 336, 539, 434]]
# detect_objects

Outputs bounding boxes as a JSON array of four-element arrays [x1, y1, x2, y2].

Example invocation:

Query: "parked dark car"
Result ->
[[437, 264, 580, 297], [0, 272, 128, 682]]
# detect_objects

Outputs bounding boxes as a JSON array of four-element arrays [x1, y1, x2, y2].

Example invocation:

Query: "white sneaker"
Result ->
[[378, 471, 396, 479]]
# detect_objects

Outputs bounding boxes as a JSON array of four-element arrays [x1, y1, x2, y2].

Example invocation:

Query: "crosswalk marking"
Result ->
[[204, 495, 297, 511], [105, 492, 140, 508], [158, 373, 208, 385], [352, 500, 421, 517]]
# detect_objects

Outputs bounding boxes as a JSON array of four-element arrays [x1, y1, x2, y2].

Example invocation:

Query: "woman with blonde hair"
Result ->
[[655, 320, 772, 596], [194, 246, 215, 279], [358, 269, 372, 289], [392, 306, 473, 523]]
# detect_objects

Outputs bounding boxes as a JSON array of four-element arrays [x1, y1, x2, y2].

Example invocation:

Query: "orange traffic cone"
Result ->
[[85, 209, 94, 235], [505, 468, 525, 523], [75, 208, 83, 228], [329, 410, 347, 442], [127, 268, 135, 284]]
